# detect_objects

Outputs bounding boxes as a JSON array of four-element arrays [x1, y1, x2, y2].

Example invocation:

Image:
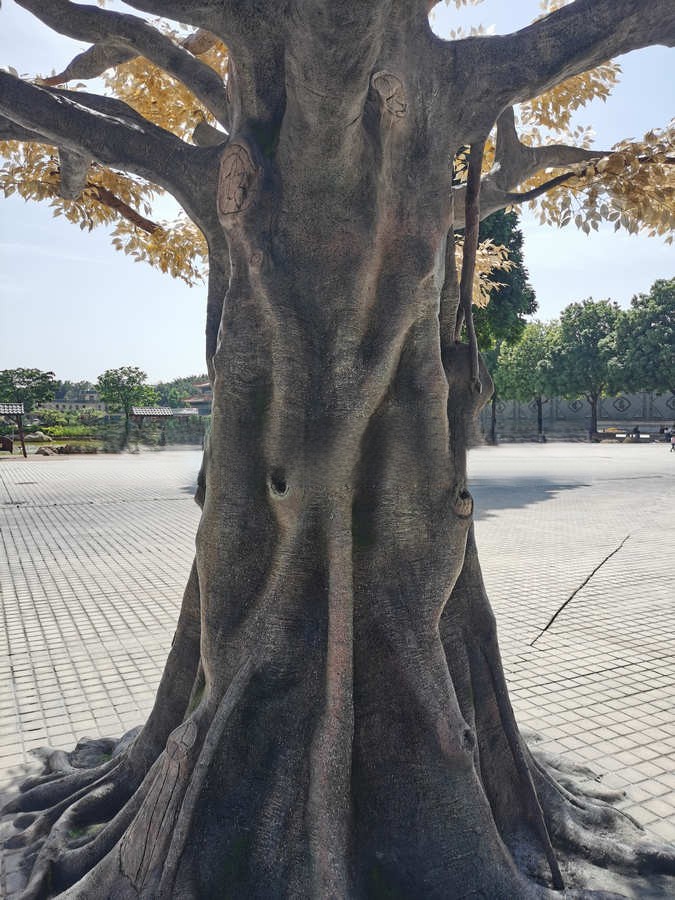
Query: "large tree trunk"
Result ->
[[5, 7, 675, 899]]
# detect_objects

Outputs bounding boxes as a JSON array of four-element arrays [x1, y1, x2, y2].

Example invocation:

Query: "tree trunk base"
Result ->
[[4, 729, 675, 899]]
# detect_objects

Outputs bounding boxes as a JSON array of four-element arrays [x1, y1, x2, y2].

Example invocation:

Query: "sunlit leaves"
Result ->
[[527, 122, 675, 242], [455, 237, 514, 308], [0, 19, 223, 282], [519, 63, 620, 135], [102, 27, 228, 140], [0, 140, 206, 283]]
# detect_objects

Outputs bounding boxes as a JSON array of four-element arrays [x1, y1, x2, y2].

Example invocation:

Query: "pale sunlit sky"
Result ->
[[0, 1, 673, 382]]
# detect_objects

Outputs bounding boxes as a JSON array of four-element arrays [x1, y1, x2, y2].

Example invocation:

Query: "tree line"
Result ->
[[0, 366, 209, 450], [488, 277, 674, 440]]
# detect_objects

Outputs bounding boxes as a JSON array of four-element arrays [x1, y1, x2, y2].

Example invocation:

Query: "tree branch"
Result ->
[[41, 45, 136, 86], [452, 108, 614, 227], [0, 71, 202, 209], [120, 1, 222, 30], [504, 172, 578, 206], [16, 0, 230, 128], [454, 0, 675, 114], [0, 116, 44, 143], [86, 182, 160, 233]]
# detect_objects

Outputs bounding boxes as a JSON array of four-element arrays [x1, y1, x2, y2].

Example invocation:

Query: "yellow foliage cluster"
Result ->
[[0, 20, 224, 284], [102, 28, 228, 140], [0, 140, 206, 283], [455, 238, 514, 308], [0, 3, 672, 299], [519, 63, 620, 136], [529, 122, 675, 244]]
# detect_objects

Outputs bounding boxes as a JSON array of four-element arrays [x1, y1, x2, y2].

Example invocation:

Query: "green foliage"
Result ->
[[53, 380, 96, 401], [95, 366, 159, 421], [44, 424, 93, 438], [495, 322, 559, 402], [154, 374, 207, 407], [0, 367, 56, 412], [474, 210, 537, 351], [33, 408, 69, 428], [611, 278, 675, 394], [551, 299, 623, 401]]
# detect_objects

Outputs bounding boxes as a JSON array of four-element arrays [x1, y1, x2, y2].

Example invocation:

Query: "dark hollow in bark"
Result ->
[[3, 2, 675, 897]]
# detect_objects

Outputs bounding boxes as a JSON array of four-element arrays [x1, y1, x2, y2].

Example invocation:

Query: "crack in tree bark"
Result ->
[[530, 533, 632, 647]]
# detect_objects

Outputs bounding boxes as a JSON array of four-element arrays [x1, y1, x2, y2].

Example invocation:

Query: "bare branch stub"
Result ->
[[58, 147, 90, 199]]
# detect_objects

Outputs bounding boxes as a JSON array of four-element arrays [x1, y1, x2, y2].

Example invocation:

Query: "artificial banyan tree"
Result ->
[[1, 0, 675, 896]]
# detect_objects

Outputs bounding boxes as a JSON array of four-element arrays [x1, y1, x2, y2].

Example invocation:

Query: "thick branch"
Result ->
[[16, 0, 230, 128], [0, 72, 201, 210], [492, 107, 610, 191], [43, 29, 219, 87], [120, 1, 222, 30], [0, 116, 44, 143], [454, 0, 675, 114], [42, 45, 136, 86]]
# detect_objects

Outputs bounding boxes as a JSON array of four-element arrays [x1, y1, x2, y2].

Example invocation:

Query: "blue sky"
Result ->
[[0, 0, 673, 382]]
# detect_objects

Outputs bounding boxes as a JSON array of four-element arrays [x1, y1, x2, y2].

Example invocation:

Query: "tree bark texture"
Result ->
[[4, 3, 675, 898]]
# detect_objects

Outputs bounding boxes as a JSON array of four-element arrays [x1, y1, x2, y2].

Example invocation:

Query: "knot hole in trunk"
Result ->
[[269, 469, 289, 497]]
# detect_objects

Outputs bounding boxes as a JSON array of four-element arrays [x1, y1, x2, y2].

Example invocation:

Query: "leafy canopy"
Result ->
[[95, 366, 159, 418], [551, 298, 623, 400], [1, 1, 673, 292], [0, 367, 57, 412], [474, 210, 537, 349], [611, 278, 675, 394]]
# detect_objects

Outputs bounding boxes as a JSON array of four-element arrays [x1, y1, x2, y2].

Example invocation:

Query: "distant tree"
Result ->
[[496, 322, 559, 438], [474, 210, 537, 351], [553, 299, 623, 438], [612, 278, 675, 394], [0, 367, 56, 412], [154, 374, 208, 407], [54, 379, 96, 401], [472, 210, 536, 444], [96, 366, 159, 446]]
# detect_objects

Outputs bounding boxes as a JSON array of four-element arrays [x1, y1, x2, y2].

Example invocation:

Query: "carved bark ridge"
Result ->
[[217, 141, 259, 216], [371, 70, 407, 119]]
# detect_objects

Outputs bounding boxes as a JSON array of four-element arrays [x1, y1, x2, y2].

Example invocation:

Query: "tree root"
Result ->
[[1, 732, 155, 897], [530, 749, 675, 883]]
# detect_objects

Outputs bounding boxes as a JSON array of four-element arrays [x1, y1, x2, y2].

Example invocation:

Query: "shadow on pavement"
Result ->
[[471, 477, 587, 520]]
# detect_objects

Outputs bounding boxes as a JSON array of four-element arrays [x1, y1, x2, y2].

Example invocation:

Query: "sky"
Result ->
[[0, 0, 673, 383]]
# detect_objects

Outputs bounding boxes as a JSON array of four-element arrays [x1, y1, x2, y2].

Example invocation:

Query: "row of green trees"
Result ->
[[0, 366, 209, 449], [490, 278, 674, 439]]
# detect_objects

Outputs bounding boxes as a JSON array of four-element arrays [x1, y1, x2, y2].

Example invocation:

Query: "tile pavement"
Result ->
[[0, 443, 673, 888]]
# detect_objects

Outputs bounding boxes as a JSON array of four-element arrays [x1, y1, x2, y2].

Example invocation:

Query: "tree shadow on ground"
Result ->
[[471, 477, 587, 520]]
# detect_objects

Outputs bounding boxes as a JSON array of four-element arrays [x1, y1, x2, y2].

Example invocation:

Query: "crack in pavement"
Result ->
[[530, 533, 631, 647]]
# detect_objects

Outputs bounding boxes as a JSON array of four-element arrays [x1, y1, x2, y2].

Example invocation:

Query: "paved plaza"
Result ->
[[0, 442, 674, 885]]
